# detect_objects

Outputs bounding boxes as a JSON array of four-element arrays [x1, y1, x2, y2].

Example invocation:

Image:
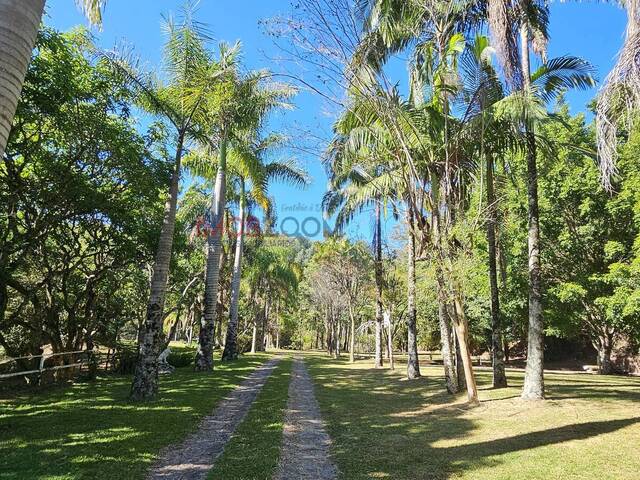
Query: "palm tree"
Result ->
[[459, 35, 511, 388], [192, 65, 296, 370], [324, 135, 392, 369], [324, 90, 416, 372], [186, 135, 307, 362], [0, 0, 105, 159], [223, 158, 306, 361], [487, 0, 596, 400], [352, 0, 487, 396], [101, 9, 226, 400], [245, 246, 300, 353]]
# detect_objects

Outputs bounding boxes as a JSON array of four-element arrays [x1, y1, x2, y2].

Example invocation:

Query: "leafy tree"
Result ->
[[1, 29, 165, 359], [192, 57, 296, 371]]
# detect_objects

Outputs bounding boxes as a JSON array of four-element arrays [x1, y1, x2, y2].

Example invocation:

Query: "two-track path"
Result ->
[[274, 357, 338, 480], [147, 357, 281, 480], [145, 355, 337, 480]]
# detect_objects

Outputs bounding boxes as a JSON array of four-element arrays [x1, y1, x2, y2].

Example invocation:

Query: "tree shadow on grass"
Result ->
[[305, 355, 640, 480], [0, 354, 270, 480]]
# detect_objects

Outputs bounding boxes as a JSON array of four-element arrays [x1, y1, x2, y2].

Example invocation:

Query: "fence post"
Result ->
[[37, 355, 45, 386]]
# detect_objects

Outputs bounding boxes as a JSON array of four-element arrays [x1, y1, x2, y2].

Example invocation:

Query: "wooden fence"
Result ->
[[0, 348, 125, 385]]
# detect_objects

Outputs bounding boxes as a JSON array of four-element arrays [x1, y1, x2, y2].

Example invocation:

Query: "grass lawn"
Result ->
[[210, 356, 292, 480], [0, 351, 272, 480], [305, 353, 640, 480]]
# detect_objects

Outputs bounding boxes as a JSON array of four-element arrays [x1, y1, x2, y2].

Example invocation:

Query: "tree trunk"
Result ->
[[486, 153, 508, 388], [455, 329, 467, 393], [251, 320, 258, 354], [452, 293, 479, 404], [195, 137, 227, 371], [520, 25, 545, 400], [130, 134, 184, 401], [386, 311, 395, 370], [374, 202, 384, 368], [349, 304, 356, 363], [597, 330, 614, 375], [255, 296, 267, 352], [222, 178, 245, 361], [326, 308, 332, 355], [335, 318, 341, 358], [406, 211, 421, 379], [438, 299, 458, 393], [0, 0, 45, 158]]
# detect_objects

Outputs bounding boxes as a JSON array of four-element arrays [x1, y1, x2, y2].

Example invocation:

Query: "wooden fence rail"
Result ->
[[0, 349, 104, 383]]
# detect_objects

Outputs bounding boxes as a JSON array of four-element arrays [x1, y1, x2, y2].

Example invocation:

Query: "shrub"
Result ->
[[167, 350, 194, 368]]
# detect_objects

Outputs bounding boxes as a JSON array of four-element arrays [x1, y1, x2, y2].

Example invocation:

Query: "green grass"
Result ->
[[0, 352, 272, 480], [305, 353, 640, 480], [209, 356, 292, 480]]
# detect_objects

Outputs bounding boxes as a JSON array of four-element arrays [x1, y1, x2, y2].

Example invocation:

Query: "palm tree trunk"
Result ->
[[0, 0, 45, 158], [374, 201, 384, 368], [195, 137, 227, 371], [221, 178, 245, 361], [251, 319, 258, 353], [438, 298, 457, 393], [486, 153, 508, 388], [452, 291, 479, 404], [386, 311, 394, 370], [256, 296, 267, 352], [406, 210, 421, 379], [349, 303, 356, 363], [130, 133, 184, 401], [520, 24, 545, 400]]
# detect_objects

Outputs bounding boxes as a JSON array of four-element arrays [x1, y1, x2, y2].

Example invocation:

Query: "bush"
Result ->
[[237, 333, 253, 353], [112, 346, 137, 374], [167, 350, 194, 368]]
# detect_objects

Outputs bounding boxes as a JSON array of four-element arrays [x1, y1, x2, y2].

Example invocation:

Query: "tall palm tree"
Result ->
[[459, 35, 511, 388], [352, 0, 487, 397], [222, 158, 306, 361], [487, 0, 595, 400], [0, 0, 105, 159], [101, 9, 228, 400], [186, 136, 307, 362], [324, 91, 411, 372], [192, 72, 296, 371]]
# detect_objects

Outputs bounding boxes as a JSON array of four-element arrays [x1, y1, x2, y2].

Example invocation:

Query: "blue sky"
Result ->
[[46, 0, 628, 242]]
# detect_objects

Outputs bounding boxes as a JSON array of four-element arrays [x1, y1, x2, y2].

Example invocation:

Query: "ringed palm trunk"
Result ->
[[222, 179, 245, 361], [520, 24, 545, 400], [0, 0, 45, 158], [130, 133, 185, 401], [486, 153, 508, 388], [373, 201, 384, 368], [406, 210, 421, 379], [195, 137, 227, 371], [434, 207, 457, 392]]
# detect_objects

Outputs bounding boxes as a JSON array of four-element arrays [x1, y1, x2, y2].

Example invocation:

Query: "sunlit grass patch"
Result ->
[[305, 353, 640, 480], [0, 352, 272, 480]]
